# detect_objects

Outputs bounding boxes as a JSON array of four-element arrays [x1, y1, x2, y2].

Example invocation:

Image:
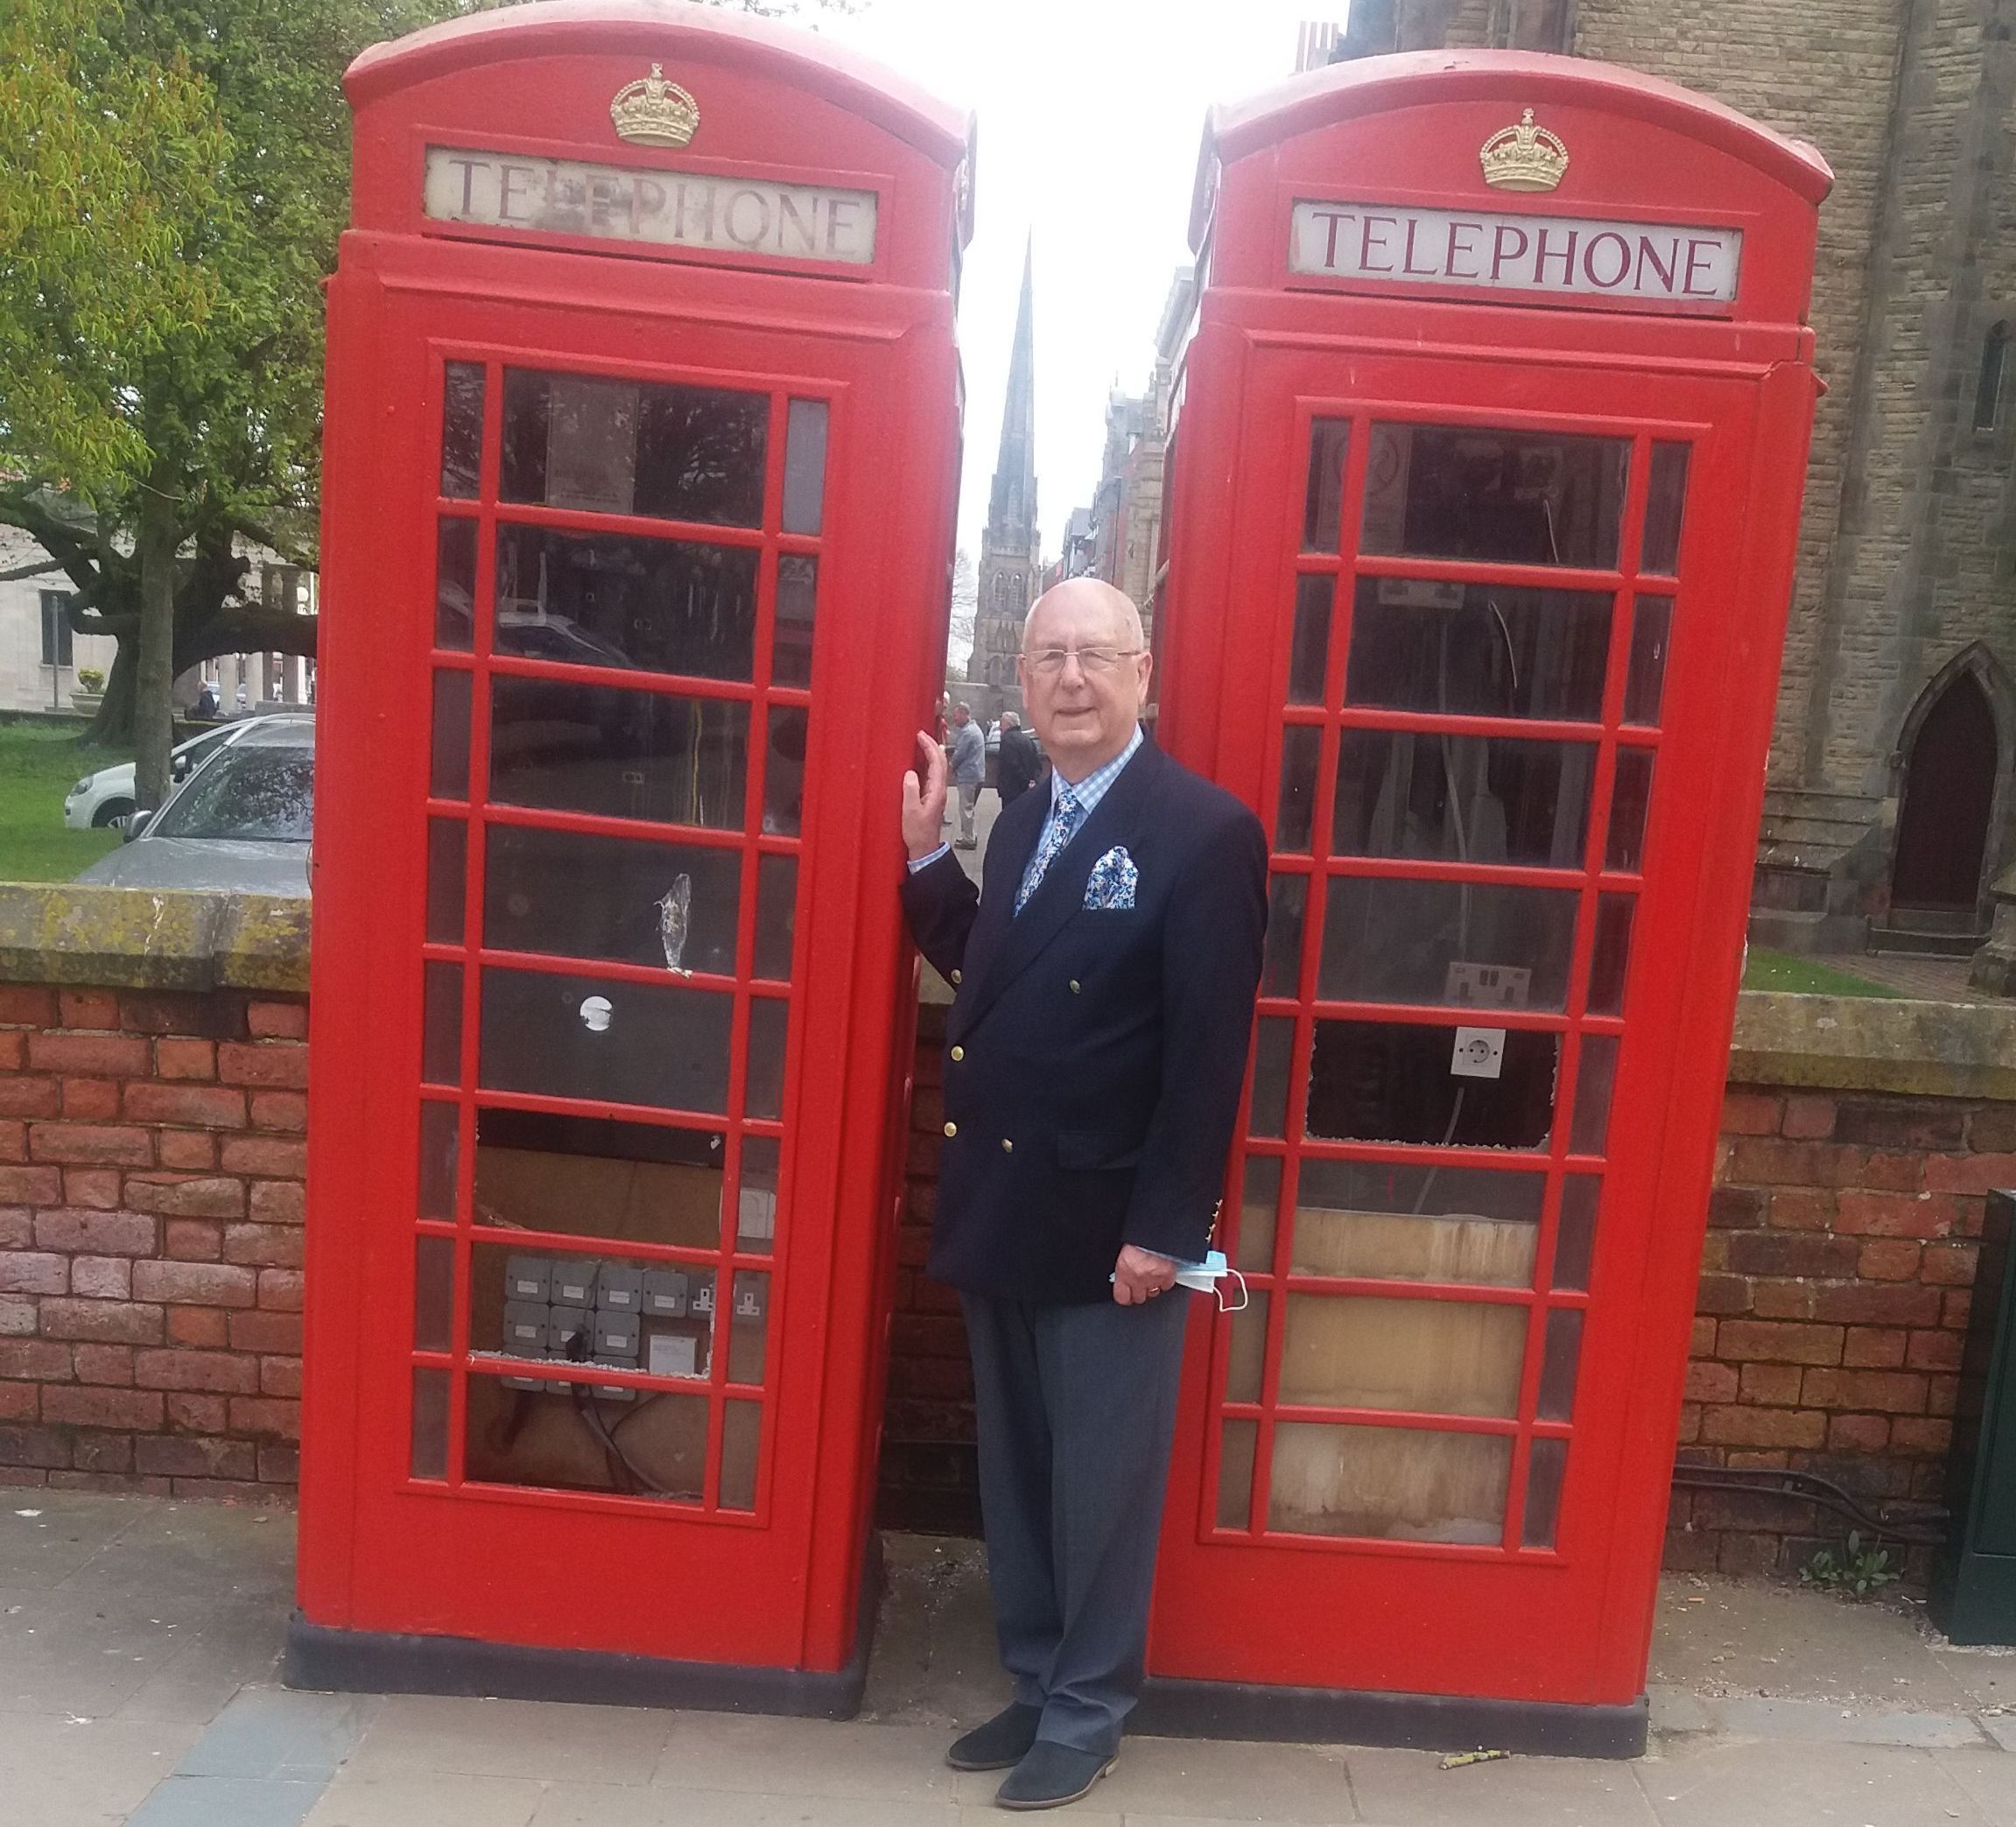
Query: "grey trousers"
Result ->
[[960, 1288, 1191, 1756]]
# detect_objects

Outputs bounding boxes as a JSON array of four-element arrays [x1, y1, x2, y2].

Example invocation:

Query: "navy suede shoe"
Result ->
[[946, 1702, 1043, 1771], [995, 1740, 1116, 1810]]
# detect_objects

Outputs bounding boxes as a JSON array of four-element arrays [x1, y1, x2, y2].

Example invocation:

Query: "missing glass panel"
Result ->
[[773, 555, 818, 689], [1303, 419, 1352, 553], [737, 1135, 780, 1256], [474, 1107, 724, 1250], [414, 1235, 455, 1354], [1361, 423, 1630, 569], [436, 518, 477, 652], [1236, 1155, 1282, 1274], [465, 1368, 709, 1503], [1345, 578, 1612, 722], [1261, 875, 1307, 997], [1249, 1017, 1296, 1142], [782, 399, 829, 536], [1287, 575, 1333, 706], [1640, 442, 1689, 575], [1522, 1436, 1569, 1549], [1623, 596, 1673, 726], [1333, 731, 1594, 869], [431, 671, 473, 802], [1607, 748, 1654, 873], [745, 998, 790, 1121], [1570, 1036, 1619, 1156], [754, 854, 797, 982], [479, 968, 734, 1114], [1276, 726, 1321, 854], [422, 962, 463, 1087], [1306, 1020, 1558, 1149], [411, 1368, 451, 1480], [1292, 1160, 1544, 1287], [1270, 1422, 1510, 1543], [1319, 877, 1578, 1012], [1217, 1419, 1258, 1529], [1587, 895, 1635, 1017], [1537, 1308, 1584, 1422], [1552, 1177, 1599, 1292], [763, 708, 808, 837], [472, 1240, 716, 1392], [426, 819, 467, 947], [440, 362, 486, 499], [418, 1100, 459, 1222]]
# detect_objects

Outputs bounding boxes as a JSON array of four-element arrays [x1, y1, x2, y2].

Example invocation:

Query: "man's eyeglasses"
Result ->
[[1025, 646, 1143, 676]]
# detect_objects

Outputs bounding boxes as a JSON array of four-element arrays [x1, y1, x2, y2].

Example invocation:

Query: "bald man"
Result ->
[[901, 580, 1268, 1809]]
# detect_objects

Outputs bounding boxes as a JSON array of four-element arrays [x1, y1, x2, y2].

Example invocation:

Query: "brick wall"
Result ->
[[0, 982, 308, 1496]]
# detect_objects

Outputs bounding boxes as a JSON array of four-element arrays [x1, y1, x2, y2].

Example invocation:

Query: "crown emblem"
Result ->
[[609, 64, 699, 148], [1479, 109, 1569, 193]]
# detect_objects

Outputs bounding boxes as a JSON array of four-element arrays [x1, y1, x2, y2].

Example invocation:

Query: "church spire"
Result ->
[[987, 232, 1037, 546]]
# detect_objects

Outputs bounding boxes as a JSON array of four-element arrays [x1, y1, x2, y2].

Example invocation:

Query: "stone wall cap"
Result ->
[[0, 883, 309, 994], [1732, 988, 2016, 1100]]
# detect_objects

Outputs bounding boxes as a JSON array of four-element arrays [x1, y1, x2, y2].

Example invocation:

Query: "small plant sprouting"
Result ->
[[1799, 1531, 1901, 1598]]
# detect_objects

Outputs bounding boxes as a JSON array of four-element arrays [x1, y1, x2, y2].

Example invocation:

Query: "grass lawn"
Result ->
[[0, 722, 125, 883], [1742, 947, 1900, 997]]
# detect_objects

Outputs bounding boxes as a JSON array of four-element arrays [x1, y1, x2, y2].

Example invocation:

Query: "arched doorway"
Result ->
[[1892, 671, 1998, 915]]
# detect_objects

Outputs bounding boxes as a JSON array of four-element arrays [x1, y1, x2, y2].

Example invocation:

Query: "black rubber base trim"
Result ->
[[1134, 1673, 1648, 1759], [284, 1536, 881, 1720]]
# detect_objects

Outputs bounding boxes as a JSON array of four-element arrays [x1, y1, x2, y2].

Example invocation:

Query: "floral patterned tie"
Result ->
[[1015, 785, 1083, 915]]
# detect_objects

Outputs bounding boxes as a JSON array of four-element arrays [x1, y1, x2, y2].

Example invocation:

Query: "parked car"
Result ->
[[62, 713, 312, 830], [73, 720, 314, 896]]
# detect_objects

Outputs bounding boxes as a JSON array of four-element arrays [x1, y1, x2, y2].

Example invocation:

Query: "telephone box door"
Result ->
[[1154, 339, 1773, 1708]]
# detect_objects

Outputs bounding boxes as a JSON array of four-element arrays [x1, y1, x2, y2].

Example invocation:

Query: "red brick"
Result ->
[[0, 1339, 72, 1380], [1694, 1274, 1752, 1317], [228, 1396, 300, 1441], [1749, 1281, 1817, 1320], [1923, 1153, 2016, 1195], [60, 1079, 121, 1121], [1834, 1191, 1960, 1240], [123, 1084, 247, 1129], [1711, 1320, 1844, 1366], [1906, 1329, 1964, 1372], [153, 1040, 216, 1081], [164, 1391, 228, 1433], [1801, 1368, 1928, 1413], [248, 1181, 306, 1226], [1969, 1107, 2016, 1152], [1706, 1186, 1764, 1228], [1780, 1094, 1837, 1140], [1685, 1361, 1739, 1402], [164, 1220, 221, 1261], [216, 1043, 307, 1091], [228, 1311, 301, 1353], [1720, 1091, 1781, 1135], [41, 1386, 162, 1430], [220, 1137, 306, 1178], [257, 1443, 299, 1484], [135, 1436, 256, 1480], [37, 1299, 163, 1345], [29, 1124, 153, 1167], [246, 1001, 308, 1040], [1827, 1413, 1891, 1451], [131, 1261, 256, 1308], [0, 1165, 62, 1203], [71, 1434, 131, 1474], [1725, 1232, 1860, 1277], [1929, 1378, 1959, 1417], [0, 1209, 27, 1250], [57, 990, 120, 1030], [0, 1078, 60, 1119], [260, 1356, 302, 1398], [1890, 1417, 1954, 1456], [157, 1132, 216, 1170], [1812, 1282, 1943, 1325], [1832, 1099, 1969, 1150], [1858, 1240, 1922, 1281], [0, 1121, 23, 1164], [119, 991, 244, 1037], [249, 1093, 307, 1134], [0, 1254, 66, 1296], [26, 1033, 149, 1079], [123, 1177, 244, 1219], [166, 1307, 229, 1349], [71, 1345, 134, 1386], [1944, 1289, 1973, 1328], [1921, 1243, 1980, 1287], [133, 1349, 260, 1395], [1737, 1363, 1803, 1404], [69, 1258, 131, 1300], [1699, 1406, 1827, 1449], [0, 986, 57, 1025], [0, 1424, 72, 1468], [0, 1384, 38, 1422], [1690, 1317, 1717, 1356], [256, 1268, 305, 1312], [1841, 1327, 1907, 1368], [222, 1224, 303, 1268], [60, 1169, 122, 1211], [32, 1210, 156, 1256]]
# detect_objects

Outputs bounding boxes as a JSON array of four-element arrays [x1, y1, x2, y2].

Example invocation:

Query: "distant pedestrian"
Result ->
[[994, 711, 1041, 809], [196, 680, 220, 720], [948, 701, 985, 849], [234, 682, 249, 715]]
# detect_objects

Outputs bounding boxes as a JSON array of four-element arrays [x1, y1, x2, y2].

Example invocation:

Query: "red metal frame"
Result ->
[[1149, 53, 1826, 1708], [303, 4, 967, 1677]]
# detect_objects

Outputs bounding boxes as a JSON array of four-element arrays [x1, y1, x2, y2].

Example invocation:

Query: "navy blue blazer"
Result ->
[[900, 737, 1268, 1303]]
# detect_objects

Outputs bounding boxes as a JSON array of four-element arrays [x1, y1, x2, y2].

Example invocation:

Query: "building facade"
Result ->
[[966, 240, 1041, 714]]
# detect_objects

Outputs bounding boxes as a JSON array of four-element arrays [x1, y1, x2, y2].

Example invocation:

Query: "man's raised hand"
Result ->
[[903, 729, 949, 860]]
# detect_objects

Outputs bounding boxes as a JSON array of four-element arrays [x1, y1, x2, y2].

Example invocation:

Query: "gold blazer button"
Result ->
[[943, 1121, 958, 1138]]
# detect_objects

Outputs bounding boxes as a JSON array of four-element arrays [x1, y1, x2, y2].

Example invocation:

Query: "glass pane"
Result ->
[[1303, 418, 1351, 553], [774, 555, 818, 689], [1217, 1419, 1257, 1529], [754, 854, 797, 981], [1270, 1421, 1510, 1543], [489, 678, 748, 829], [1333, 732, 1594, 869], [501, 369, 767, 527], [737, 1135, 780, 1255], [493, 524, 759, 679], [484, 826, 741, 975], [1275, 726, 1321, 853], [1249, 1017, 1295, 1141], [1261, 875, 1306, 996], [727, 1269, 769, 1384], [436, 517, 477, 651], [1307, 1021, 1558, 1149], [474, 1108, 723, 1249], [1360, 423, 1630, 569], [466, 1369, 708, 1502], [414, 1235, 455, 1353], [418, 1100, 459, 1221], [1287, 575, 1332, 705], [782, 399, 829, 536], [763, 708, 807, 836], [440, 362, 486, 499], [1606, 748, 1654, 873], [480, 969, 734, 1114], [411, 1368, 450, 1480], [474, 1241, 717, 1388], [745, 998, 789, 1121], [1587, 894, 1634, 1016], [1292, 1160, 1544, 1287], [1318, 877, 1577, 1011], [1570, 1036, 1618, 1156], [1523, 1436, 1568, 1549], [1236, 1155, 1281, 1274], [422, 962, 463, 1086], [1553, 1177, 1599, 1292], [426, 819, 467, 945], [1226, 1290, 1269, 1403], [1281, 1293, 1526, 1416], [431, 671, 473, 801], [1344, 578, 1612, 721], [720, 1400, 762, 1511], [1537, 1308, 1584, 1421], [1623, 596, 1673, 726], [1640, 441, 1689, 575]]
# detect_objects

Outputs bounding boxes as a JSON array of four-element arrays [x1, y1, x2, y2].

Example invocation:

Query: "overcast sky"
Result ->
[[817, 0, 1336, 562]]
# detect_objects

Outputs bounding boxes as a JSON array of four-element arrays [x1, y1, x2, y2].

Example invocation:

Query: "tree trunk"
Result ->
[[134, 473, 178, 812], [85, 639, 140, 748]]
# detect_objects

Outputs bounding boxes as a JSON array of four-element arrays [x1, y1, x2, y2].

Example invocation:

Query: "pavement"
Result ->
[[1, 1494, 2012, 1825]]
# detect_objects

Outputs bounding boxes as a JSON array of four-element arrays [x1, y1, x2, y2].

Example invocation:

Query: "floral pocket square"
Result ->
[[1083, 846, 1139, 910]]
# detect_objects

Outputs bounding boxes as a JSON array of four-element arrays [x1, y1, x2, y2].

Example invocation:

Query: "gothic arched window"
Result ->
[[1976, 320, 2008, 432]]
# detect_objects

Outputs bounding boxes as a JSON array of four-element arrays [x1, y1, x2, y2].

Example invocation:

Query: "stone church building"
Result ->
[[1354, 0, 2016, 958], [964, 239, 1042, 717]]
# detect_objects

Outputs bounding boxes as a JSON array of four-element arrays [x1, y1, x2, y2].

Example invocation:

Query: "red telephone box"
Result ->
[[293, 1, 968, 1710], [1142, 53, 1829, 1753]]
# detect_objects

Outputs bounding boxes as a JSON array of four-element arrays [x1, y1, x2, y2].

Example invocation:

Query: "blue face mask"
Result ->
[[1172, 1250, 1249, 1312]]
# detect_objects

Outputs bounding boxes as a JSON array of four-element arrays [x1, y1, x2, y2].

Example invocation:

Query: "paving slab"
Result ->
[[1645, 1684, 1715, 1735], [1351, 1743, 1659, 1827], [861, 1534, 1005, 1728], [0, 1493, 147, 1590], [0, 1586, 198, 1719], [114, 1603, 289, 1724], [1635, 1737, 1993, 1827], [124, 1772, 326, 1827], [301, 1769, 548, 1827], [1930, 1748, 2016, 1826], [1082, 1735, 1357, 1823], [1704, 1694, 1991, 1748], [0, 1711, 200, 1820], [650, 1711, 964, 1802], [1930, 1643, 2016, 1713], [531, 1784, 968, 1827], [341, 1691, 672, 1786], [176, 1686, 380, 1780]]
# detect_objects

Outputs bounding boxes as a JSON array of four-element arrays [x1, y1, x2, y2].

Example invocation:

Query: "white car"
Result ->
[[63, 714, 310, 830]]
